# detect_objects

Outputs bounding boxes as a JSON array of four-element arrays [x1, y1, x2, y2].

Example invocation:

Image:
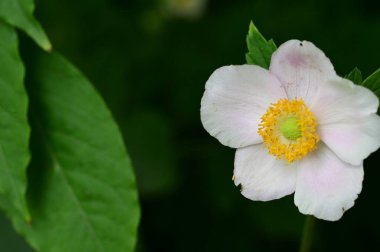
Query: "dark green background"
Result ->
[[1, 0, 380, 251]]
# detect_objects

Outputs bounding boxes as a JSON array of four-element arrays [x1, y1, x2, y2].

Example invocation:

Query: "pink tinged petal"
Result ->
[[234, 144, 297, 201], [269, 40, 336, 106], [312, 77, 379, 125], [201, 65, 286, 148], [294, 143, 363, 221], [318, 114, 380, 166], [312, 77, 380, 165]]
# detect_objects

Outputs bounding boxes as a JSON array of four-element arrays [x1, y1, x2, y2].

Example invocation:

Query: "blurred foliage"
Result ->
[[2, 0, 380, 251]]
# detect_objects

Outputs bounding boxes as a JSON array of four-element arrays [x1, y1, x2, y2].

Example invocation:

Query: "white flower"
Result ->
[[200, 40, 380, 221]]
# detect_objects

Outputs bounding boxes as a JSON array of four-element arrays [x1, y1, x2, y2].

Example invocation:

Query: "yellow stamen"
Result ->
[[258, 98, 319, 163]]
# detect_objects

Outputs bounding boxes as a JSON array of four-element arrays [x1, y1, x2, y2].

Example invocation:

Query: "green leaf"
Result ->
[[0, 0, 51, 51], [0, 21, 30, 222], [245, 21, 277, 69], [345, 67, 363, 84], [362, 68, 380, 97], [14, 52, 140, 252]]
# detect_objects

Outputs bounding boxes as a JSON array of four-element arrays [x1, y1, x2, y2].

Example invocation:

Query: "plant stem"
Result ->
[[299, 215, 316, 252]]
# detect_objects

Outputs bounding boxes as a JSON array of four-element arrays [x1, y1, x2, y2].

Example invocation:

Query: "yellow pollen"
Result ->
[[258, 98, 319, 163]]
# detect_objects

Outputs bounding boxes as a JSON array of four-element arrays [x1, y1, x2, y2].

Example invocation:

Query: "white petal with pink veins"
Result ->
[[234, 144, 297, 201], [294, 143, 363, 221], [201, 65, 286, 148], [269, 40, 336, 107]]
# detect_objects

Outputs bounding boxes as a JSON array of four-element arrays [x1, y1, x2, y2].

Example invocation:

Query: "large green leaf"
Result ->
[[0, 0, 51, 51], [362, 68, 380, 97], [0, 21, 30, 222], [345, 67, 363, 85], [14, 52, 140, 252], [245, 21, 277, 69]]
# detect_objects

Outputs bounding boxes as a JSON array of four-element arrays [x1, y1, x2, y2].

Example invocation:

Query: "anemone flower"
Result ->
[[200, 40, 380, 221]]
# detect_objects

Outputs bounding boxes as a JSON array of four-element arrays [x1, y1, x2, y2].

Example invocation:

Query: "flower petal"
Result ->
[[234, 144, 297, 201], [318, 114, 380, 166], [201, 65, 286, 148], [294, 143, 363, 221], [269, 40, 336, 106], [312, 77, 379, 125]]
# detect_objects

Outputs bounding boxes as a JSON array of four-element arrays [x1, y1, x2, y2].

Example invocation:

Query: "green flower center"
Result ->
[[280, 117, 301, 140]]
